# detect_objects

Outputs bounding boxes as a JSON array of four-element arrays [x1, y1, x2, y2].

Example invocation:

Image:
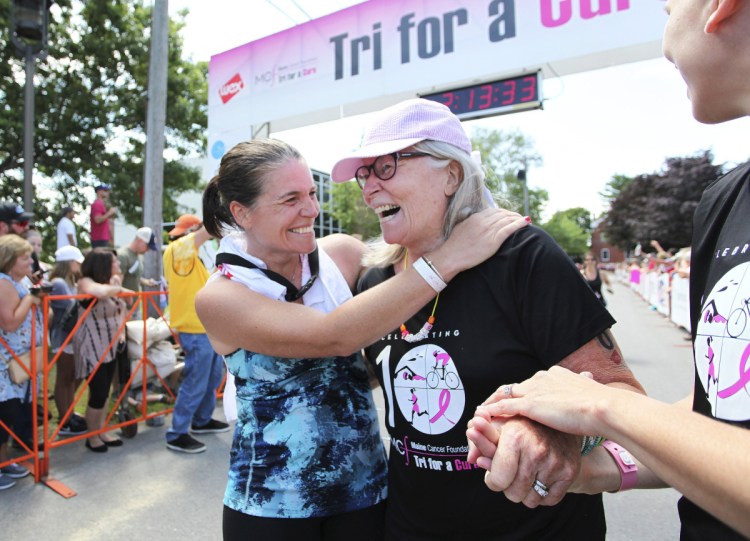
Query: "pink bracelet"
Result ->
[[601, 440, 638, 491]]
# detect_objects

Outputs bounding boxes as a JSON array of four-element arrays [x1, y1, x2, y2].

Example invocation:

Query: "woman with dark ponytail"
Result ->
[[195, 138, 527, 540]]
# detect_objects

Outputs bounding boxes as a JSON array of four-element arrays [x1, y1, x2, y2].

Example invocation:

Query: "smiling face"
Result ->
[[239, 158, 319, 266], [361, 149, 459, 257]]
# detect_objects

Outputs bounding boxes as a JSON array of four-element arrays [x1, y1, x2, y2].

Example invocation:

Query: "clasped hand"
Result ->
[[466, 410, 581, 507]]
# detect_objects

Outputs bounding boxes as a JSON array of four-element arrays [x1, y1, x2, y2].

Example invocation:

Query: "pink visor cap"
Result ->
[[331, 98, 472, 183]]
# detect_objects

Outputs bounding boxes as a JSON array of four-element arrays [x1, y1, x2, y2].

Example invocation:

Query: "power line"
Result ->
[[264, 0, 300, 25], [288, 0, 312, 20]]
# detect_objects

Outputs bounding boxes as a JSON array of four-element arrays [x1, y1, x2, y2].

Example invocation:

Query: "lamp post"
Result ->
[[10, 0, 52, 213]]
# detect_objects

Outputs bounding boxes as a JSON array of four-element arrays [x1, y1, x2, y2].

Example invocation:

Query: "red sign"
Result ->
[[219, 73, 244, 104]]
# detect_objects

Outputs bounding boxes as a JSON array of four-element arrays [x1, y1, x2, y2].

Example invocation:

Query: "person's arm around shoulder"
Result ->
[[318, 233, 366, 291], [196, 208, 529, 358]]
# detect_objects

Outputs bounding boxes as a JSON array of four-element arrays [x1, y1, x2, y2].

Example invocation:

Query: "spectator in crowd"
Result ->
[[163, 214, 228, 454], [90, 185, 117, 248], [0, 202, 33, 238], [0, 235, 43, 489], [469, 1, 750, 538], [581, 252, 614, 306], [117, 227, 158, 294], [49, 246, 87, 436], [650, 239, 674, 260], [18, 229, 51, 435], [56, 207, 77, 249], [22, 229, 50, 284], [0, 205, 37, 448], [75, 249, 129, 452], [674, 247, 691, 279]]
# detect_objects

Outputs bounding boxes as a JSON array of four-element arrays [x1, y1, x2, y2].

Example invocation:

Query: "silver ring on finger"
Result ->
[[502, 384, 514, 397], [532, 479, 549, 498]]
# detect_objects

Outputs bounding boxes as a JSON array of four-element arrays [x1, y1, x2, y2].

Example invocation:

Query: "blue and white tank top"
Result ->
[[215, 235, 387, 518]]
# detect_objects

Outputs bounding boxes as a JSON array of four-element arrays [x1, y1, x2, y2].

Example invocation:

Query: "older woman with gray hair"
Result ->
[[330, 98, 645, 540]]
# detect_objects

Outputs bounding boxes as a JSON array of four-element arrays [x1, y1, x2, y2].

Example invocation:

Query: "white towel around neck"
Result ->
[[208, 231, 353, 312]]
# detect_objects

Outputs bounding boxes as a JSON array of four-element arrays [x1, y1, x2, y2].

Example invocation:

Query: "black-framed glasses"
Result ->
[[355, 151, 430, 189]]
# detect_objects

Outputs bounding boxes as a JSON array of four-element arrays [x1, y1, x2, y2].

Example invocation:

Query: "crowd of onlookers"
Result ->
[[602, 241, 693, 332], [1, 181, 233, 491], [0, 188, 225, 492]]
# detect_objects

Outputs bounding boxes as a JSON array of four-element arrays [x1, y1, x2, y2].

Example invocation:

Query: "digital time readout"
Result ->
[[421, 72, 542, 120]]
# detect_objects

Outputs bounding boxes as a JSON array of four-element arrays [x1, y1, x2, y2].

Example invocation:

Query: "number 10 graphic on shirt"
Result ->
[[376, 344, 466, 435]]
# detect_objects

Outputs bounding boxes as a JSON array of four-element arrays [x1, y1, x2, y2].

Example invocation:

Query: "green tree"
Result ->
[[603, 151, 723, 250], [540, 210, 590, 258], [599, 174, 633, 205], [330, 182, 381, 240], [1, 0, 207, 252], [470, 127, 547, 222], [556, 207, 593, 235]]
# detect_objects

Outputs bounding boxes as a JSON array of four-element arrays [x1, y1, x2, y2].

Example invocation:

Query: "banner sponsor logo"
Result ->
[[219, 73, 244, 104]]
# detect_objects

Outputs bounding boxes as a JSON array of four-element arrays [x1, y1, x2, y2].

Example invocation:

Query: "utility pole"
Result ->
[[10, 0, 52, 213], [142, 0, 168, 315]]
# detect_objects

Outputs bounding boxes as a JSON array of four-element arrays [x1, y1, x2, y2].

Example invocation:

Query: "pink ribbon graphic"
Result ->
[[429, 389, 455, 425], [718, 343, 750, 399]]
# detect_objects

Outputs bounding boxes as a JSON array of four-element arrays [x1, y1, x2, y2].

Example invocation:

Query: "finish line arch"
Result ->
[[207, 0, 665, 173]]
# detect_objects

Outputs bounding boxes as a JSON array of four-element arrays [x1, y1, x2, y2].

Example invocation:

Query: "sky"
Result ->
[[168, 0, 750, 221]]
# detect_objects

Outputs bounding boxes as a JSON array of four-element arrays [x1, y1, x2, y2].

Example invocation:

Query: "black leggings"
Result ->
[[0, 398, 21, 445], [88, 360, 117, 409], [223, 502, 385, 541]]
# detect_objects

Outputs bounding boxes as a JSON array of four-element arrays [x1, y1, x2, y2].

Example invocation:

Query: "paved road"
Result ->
[[2, 280, 694, 540], [599, 280, 694, 540]]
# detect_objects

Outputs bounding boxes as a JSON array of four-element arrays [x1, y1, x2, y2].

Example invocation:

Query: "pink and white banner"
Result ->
[[208, 0, 665, 169]]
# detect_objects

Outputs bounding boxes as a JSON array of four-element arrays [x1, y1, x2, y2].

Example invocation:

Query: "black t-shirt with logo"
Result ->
[[359, 226, 615, 540], [680, 161, 750, 540]]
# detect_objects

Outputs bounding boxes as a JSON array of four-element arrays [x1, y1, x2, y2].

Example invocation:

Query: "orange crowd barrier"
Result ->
[[1, 290, 223, 497]]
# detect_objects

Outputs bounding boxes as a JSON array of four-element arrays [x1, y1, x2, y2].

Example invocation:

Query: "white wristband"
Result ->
[[422, 256, 446, 284], [413, 257, 447, 293]]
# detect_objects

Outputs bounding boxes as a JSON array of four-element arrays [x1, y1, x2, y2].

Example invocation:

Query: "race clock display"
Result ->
[[421, 71, 543, 120]]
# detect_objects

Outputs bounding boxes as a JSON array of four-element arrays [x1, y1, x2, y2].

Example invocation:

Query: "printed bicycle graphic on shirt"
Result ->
[[426, 351, 459, 389], [391, 344, 466, 435], [726, 296, 750, 338]]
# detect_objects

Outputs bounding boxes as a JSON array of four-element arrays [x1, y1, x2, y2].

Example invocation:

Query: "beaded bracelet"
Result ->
[[413, 257, 447, 293], [580, 435, 606, 456]]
